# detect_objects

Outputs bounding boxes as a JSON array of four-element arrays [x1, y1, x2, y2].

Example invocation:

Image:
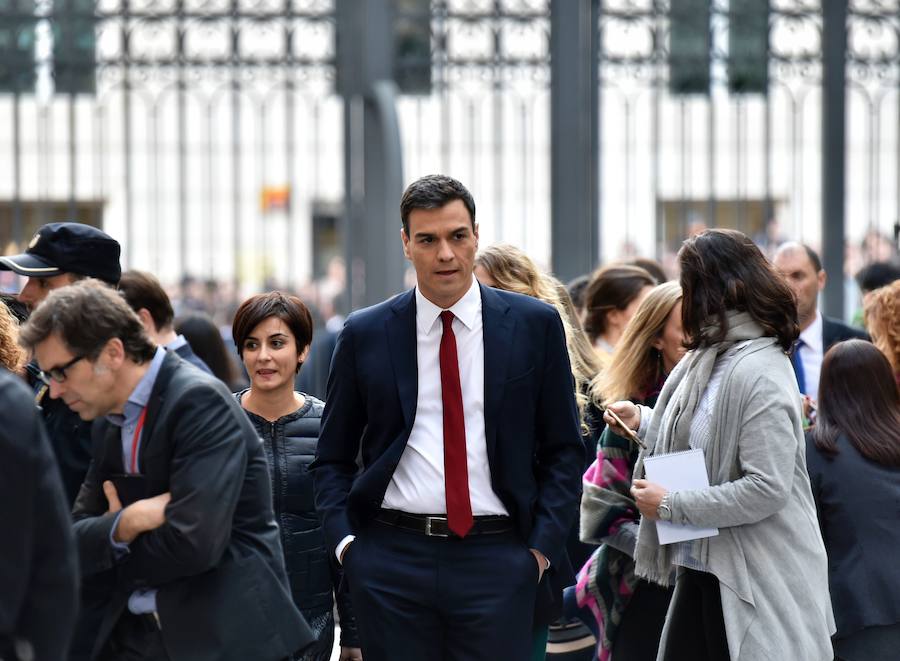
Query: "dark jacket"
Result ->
[[806, 432, 900, 637], [0, 367, 79, 661], [822, 316, 869, 350], [26, 362, 94, 507], [171, 341, 213, 375], [73, 352, 314, 661], [235, 390, 359, 653], [313, 285, 584, 615]]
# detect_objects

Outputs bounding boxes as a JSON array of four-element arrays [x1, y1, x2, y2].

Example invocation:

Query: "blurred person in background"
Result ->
[[0, 300, 27, 374], [574, 281, 684, 661], [582, 265, 656, 366], [232, 291, 361, 661], [626, 258, 668, 286], [772, 243, 868, 403], [807, 340, 900, 660], [118, 270, 212, 375], [606, 229, 834, 661], [864, 280, 900, 384], [566, 275, 591, 328], [175, 312, 243, 391], [855, 261, 900, 303], [474, 244, 601, 661]]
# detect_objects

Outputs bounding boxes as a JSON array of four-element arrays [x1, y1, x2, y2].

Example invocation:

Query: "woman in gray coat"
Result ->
[[605, 229, 835, 661]]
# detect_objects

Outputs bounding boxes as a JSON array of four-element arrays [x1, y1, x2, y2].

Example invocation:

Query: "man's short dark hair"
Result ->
[[118, 270, 175, 331], [400, 175, 476, 236], [855, 261, 900, 293], [19, 279, 156, 363], [232, 291, 314, 373]]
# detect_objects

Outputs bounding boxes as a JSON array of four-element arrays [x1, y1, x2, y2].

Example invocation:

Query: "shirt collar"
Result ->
[[165, 334, 188, 352], [799, 310, 823, 353], [106, 346, 166, 427], [415, 277, 481, 336]]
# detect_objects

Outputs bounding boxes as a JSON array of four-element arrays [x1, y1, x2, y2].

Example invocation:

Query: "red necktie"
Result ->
[[439, 310, 473, 537]]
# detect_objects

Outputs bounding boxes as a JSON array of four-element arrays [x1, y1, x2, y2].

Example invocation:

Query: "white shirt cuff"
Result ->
[[335, 534, 356, 564]]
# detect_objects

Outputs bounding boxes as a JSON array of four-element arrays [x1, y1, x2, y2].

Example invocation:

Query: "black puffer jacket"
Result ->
[[236, 391, 359, 657]]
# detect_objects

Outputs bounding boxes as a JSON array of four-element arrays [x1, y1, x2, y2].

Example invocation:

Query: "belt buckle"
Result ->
[[424, 516, 450, 537]]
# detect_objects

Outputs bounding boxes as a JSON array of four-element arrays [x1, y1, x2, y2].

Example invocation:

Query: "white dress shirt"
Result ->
[[381, 278, 508, 516], [798, 311, 824, 401]]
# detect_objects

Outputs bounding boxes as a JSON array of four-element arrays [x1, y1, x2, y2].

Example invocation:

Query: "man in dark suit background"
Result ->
[[0, 367, 79, 661], [313, 175, 583, 660], [773, 242, 869, 401], [20, 280, 313, 661], [118, 270, 213, 375]]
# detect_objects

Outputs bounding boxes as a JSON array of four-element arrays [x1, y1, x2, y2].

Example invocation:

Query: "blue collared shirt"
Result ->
[[108, 346, 166, 614]]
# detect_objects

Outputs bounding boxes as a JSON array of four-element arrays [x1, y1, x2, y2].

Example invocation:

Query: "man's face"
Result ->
[[33, 333, 118, 420], [402, 199, 479, 309], [773, 248, 825, 322], [18, 273, 77, 311]]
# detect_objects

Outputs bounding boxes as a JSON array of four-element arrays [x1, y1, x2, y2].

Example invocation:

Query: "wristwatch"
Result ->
[[656, 493, 672, 522]]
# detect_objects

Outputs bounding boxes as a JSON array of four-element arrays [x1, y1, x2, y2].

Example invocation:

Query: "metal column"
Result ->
[[550, 0, 599, 282], [821, 0, 846, 318], [337, 0, 405, 309]]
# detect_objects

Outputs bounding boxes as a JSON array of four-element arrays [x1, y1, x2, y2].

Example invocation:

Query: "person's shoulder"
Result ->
[[822, 316, 869, 343], [343, 289, 415, 329], [301, 394, 325, 418], [729, 341, 795, 391], [483, 285, 557, 319]]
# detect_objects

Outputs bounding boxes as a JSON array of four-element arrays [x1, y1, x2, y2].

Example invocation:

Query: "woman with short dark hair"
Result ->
[[232, 292, 361, 661], [604, 229, 834, 660], [807, 339, 900, 660]]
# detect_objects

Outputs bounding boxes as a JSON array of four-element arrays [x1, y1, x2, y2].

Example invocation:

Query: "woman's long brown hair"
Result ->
[[812, 339, 900, 467]]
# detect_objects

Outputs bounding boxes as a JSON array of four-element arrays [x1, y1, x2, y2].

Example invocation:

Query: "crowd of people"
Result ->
[[0, 174, 899, 661]]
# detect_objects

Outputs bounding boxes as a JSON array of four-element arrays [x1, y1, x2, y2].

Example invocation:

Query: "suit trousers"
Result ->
[[342, 519, 539, 661], [99, 611, 169, 661]]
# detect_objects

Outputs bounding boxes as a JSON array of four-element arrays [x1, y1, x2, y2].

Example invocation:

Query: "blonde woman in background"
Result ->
[[474, 244, 601, 437], [573, 282, 685, 661], [0, 297, 27, 373], [474, 244, 602, 661], [865, 280, 900, 384]]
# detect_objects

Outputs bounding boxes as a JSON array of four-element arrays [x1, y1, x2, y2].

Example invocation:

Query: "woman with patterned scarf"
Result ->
[[603, 230, 834, 661], [574, 281, 685, 661]]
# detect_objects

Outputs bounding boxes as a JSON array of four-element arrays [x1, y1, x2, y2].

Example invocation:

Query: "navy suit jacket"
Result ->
[[312, 284, 584, 567]]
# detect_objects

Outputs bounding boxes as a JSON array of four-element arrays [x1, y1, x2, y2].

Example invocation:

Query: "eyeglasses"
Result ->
[[38, 354, 86, 385]]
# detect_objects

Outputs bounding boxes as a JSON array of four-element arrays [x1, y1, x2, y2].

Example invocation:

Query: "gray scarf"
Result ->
[[632, 310, 773, 585]]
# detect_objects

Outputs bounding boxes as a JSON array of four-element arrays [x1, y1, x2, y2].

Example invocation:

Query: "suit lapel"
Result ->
[[136, 352, 178, 468], [386, 290, 418, 431], [480, 284, 514, 456]]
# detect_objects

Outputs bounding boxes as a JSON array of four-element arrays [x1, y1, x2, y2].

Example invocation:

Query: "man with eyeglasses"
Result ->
[[19, 279, 313, 661], [0, 222, 121, 507]]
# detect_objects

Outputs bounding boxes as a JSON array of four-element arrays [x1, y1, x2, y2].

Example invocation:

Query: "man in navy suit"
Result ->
[[313, 175, 583, 660], [773, 242, 869, 402]]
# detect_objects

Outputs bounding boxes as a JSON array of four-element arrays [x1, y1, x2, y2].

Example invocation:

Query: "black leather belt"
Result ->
[[375, 509, 513, 537]]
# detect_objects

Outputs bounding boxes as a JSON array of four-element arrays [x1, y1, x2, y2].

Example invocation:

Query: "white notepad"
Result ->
[[644, 448, 719, 545]]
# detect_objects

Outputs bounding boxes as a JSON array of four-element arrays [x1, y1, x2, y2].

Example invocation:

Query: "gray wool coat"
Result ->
[[643, 339, 836, 660]]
